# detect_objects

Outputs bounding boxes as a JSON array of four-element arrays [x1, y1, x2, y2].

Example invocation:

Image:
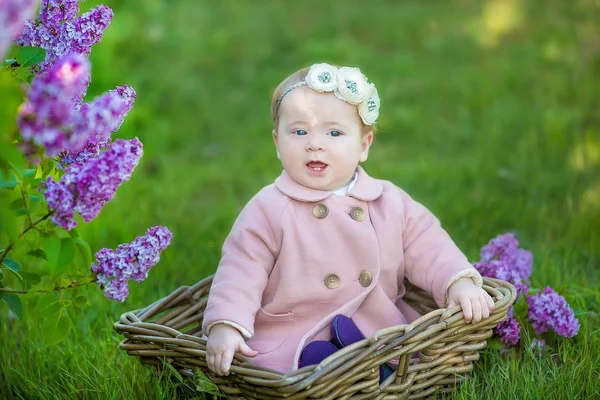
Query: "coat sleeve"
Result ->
[[399, 189, 482, 307], [202, 193, 281, 338]]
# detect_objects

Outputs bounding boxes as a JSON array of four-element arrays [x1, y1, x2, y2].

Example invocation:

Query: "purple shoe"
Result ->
[[330, 315, 394, 382], [331, 315, 365, 348], [298, 340, 340, 368]]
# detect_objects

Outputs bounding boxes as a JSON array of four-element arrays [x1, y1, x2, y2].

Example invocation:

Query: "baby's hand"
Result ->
[[206, 324, 258, 376], [447, 278, 495, 323]]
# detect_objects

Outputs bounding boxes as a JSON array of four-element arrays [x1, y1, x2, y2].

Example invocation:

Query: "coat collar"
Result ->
[[274, 166, 383, 202]]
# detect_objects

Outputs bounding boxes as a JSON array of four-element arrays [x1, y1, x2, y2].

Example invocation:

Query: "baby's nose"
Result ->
[[306, 137, 324, 151]]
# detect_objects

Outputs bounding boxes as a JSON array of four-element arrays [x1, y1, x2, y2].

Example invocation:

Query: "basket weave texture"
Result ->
[[114, 276, 516, 399]]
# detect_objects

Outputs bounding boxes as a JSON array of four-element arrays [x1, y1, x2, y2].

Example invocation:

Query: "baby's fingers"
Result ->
[[207, 353, 216, 374], [220, 350, 234, 376], [471, 298, 482, 323], [480, 296, 490, 320], [486, 292, 495, 311], [460, 298, 473, 323]]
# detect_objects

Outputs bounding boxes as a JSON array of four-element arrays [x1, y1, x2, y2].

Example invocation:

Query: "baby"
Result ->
[[203, 63, 494, 376]]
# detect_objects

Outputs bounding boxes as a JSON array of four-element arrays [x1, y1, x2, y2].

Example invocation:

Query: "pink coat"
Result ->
[[202, 167, 482, 373]]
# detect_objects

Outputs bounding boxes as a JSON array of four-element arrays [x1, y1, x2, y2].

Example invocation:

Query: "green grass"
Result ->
[[1, 0, 599, 398]]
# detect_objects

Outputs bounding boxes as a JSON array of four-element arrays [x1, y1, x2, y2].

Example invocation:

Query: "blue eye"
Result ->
[[329, 130, 342, 137], [294, 129, 308, 136]]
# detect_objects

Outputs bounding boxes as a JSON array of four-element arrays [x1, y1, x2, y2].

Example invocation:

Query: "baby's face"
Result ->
[[274, 86, 373, 191]]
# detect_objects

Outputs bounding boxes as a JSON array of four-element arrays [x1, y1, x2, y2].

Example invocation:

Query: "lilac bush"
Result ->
[[475, 233, 580, 350], [0, 1, 172, 338]]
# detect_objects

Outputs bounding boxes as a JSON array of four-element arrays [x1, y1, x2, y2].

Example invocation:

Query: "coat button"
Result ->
[[349, 207, 365, 222], [313, 204, 329, 219], [324, 274, 340, 289], [358, 270, 372, 287]]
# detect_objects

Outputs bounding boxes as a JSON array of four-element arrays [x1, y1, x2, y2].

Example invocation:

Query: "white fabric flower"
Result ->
[[334, 66, 371, 105], [357, 84, 380, 125], [305, 63, 338, 92]]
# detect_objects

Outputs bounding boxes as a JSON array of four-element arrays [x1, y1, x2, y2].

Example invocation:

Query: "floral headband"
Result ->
[[275, 63, 381, 125]]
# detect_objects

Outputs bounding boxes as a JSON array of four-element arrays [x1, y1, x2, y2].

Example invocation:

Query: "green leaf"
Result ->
[[20, 272, 41, 286], [0, 271, 4, 280], [0, 171, 19, 189], [44, 236, 61, 274], [5, 58, 18, 66], [9, 198, 24, 210], [43, 315, 71, 346], [2, 293, 23, 320], [16, 46, 47, 68], [68, 228, 80, 238], [73, 237, 92, 271], [2, 258, 21, 273], [27, 249, 48, 261], [16, 208, 31, 216], [28, 195, 43, 203], [23, 169, 36, 178], [73, 295, 87, 308], [32, 298, 60, 318], [57, 238, 76, 271], [15, 66, 33, 83], [0, 207, 19, 242]]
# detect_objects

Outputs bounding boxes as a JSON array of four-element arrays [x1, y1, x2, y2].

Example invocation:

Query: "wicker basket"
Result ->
[[114, 276, 516, 399]]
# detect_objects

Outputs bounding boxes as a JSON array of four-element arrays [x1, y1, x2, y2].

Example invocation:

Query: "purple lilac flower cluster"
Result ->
[[91, 226, 173, 301], [475, 233, 580, 349], [17, 53, 91, 156], [474, 233, 532, 297], [527, 287, 580, 338], [495, 308, 521, 346], [0, 0, 39, 58], [41, 138, 143, 230], [17, 53, 136, 158], [16, 0, 112, 73]]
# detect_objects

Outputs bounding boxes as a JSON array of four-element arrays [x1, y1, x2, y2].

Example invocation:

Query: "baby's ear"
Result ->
[[272, 130, 281, 159], [359, 131, 374, 162]]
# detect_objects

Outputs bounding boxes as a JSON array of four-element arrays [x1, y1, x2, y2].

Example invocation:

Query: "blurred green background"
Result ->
[[1, 0, 599, 398]]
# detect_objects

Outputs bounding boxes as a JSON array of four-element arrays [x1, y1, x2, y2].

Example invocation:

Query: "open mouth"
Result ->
[[306, 161, 328, 173]]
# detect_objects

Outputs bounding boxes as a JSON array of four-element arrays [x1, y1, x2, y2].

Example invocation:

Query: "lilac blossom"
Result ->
[[91, 226, 173, 301], [40, 177, 77, 230], [476, 233, 533, 296], [40, 138, 143, 230], [58, 84, 136, 167], [57, 138, 111, 168], [494, 307, 521, 346], [474, 259, 528, 297], [0, 0, 39, 58], [527, 287, 580, 338], [17, 53, 91, 156], [480, 233, 520, 262], [78, 84, 136, 143], [17, 53, 136, 158], [16, 0, 112, 73]]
